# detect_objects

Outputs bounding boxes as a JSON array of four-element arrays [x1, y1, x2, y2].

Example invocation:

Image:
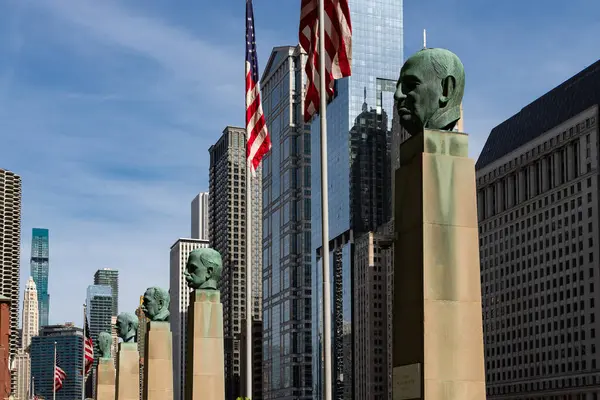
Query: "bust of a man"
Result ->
[[394, 48, 465, 136], [184, 248, 223, 291], [142, 287, 170, 322], [98, 332, 113, 359], [115, 312, 139, 343]]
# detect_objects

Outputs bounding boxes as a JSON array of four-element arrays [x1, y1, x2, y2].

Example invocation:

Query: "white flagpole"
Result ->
[[245, 154, 253, 398], [82, 303, 87, 400], [53, 342, 57, 400], [31, 376, 35, 400], [318, 0, 333, 398]]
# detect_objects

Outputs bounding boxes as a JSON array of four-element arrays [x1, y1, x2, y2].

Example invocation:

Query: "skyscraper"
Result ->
[[309, 1, 404, 398], [209, 126, 263, 399], [15, 277, 39, 400], [30, 325, 84, 400], [86, 285, 113, 398], [93, 269, 119, 316], [191, 192, 210, 241], [135, 296, 147, 399], [259, 45, 313, 400], [476, 60, 600, 398], [30, 228, 50, 328], [0, 168, 22, 392], [169, 237, 209, 400]]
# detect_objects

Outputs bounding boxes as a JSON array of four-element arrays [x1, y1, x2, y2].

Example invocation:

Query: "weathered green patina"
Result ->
[[394, 48, 465, 136], [115, 312, 139, 343], [184, 248, 222, 291], [142, 287, 170, 322], [98, 331, 113, 359]]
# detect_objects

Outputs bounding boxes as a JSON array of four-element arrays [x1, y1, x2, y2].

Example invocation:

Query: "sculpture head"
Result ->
[[394, 48, 465, 136], [98, 332, 113, 359], [184, 248, 223, 290], [142, 287, 170, 322], [115, 312, 139, 342]]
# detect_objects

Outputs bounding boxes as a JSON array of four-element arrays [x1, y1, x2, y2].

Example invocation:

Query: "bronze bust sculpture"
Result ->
[[142, 287, 170, 322], [184, 248, 223, 291], [394, 48, 465, 136], [98, 332, 113, 359], [115, 312, 139, 343]]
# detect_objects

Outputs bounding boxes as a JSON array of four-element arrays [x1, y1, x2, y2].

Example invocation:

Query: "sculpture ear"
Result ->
[[207, 266, 213, 277], [440, 75, 456, 106]]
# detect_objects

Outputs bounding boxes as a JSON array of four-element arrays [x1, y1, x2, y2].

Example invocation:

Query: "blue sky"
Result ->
[[1, 0, 599, 326]]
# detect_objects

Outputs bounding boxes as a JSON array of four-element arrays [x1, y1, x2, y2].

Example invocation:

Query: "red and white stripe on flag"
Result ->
[[299, 0, 352, 122], [84, 337, 94, 377], [54, 365, 66, 391]]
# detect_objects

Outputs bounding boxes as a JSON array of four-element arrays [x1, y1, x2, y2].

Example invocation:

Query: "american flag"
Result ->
[[245, 0, 271, 173], [54, 362, 66, 392], [84, 314, 94, 378], [299, 0, 352, 122]]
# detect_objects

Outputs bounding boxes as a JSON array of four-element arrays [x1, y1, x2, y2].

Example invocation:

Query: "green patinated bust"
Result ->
[[98, 332, 113, 359], [115, 312, 139, 343], [184, 248, 223, 291], [394, 48, 465, 136], [142, 287, 170, 322]]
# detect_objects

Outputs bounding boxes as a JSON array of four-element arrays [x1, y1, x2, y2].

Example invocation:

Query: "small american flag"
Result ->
[[299, 0, 352, 122], [245, 0, 271, 173], [84, 314, 94, 378], [54, 363, 66, 392]]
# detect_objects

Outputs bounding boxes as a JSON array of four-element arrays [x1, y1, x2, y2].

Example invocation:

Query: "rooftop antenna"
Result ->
[[423, 29, 427, 49]]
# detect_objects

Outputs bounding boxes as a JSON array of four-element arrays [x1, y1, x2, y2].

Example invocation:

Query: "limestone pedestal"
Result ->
[[96, 358, 116, 400], [393, 130, 486, 400], [185, 290, 225, 400], [116, 343, 140, 400], [143, 321, 173, 400]]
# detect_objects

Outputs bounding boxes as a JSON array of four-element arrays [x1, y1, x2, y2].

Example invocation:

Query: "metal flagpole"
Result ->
[[245, 138, 253, 398], [31, 376, 34, 400], [53, 342, 57, 400], [82, 303, 87, 400], [318, 0, 333, 398]]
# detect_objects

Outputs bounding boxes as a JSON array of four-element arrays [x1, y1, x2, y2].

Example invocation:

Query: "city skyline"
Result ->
[[3, 0, 599, 326]]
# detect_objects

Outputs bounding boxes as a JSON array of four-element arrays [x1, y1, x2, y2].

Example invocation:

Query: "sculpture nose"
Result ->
[[394, 86, 405, 102]]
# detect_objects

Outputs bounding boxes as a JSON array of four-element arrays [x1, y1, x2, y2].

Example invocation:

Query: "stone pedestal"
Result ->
[[393, 130, 486, 400], [143, 321, 173, 400], [116, 343, 140, 400], [185, 290, 225, 400], [96, 358, 116, 400]]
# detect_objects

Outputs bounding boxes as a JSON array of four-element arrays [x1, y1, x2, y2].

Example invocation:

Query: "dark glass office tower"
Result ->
[[93, 268, 119, 316], [30, 325, 84, 400], [310, 0, 403, 398], [260, 45, 313, 400], [30, 228, 50, 328]]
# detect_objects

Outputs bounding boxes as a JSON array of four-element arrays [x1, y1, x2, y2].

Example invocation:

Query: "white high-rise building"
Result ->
[[15, 277, 38, 400], [111, 316, 118, 366], [191, 192, 209, 241], [169, 238, 209, 400]]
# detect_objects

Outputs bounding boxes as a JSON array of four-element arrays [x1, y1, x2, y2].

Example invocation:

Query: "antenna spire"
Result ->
[[423, 29, 427, 49]]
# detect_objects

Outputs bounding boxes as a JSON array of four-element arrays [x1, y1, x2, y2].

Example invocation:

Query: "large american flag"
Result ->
[[245, 0, 271, 173], [299, 0, 352, 122], [54, 361, 66, 392], [83, 314, 94, 378]]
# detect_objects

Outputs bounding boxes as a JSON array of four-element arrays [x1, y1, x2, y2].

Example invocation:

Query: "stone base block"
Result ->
[[96, 358, 116, 400], [143, 321, 173, 400], [116, 343, 140, 400]]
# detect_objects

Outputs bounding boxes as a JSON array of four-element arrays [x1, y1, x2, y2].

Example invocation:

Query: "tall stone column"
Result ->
[[143, 322, 174, 400], [392, 130, 486, 400], [185, 289, 225, 400], [96, 358, 116, 400], [116, 343, 140, 400]]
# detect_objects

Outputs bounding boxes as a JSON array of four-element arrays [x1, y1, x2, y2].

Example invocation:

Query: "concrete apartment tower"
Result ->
[[0, 168, 22, 392], [209, 126, 262, 399], [15, 277, 39, 400], [476, 61, 600, 398], [169, 237, 209, 400], [191, 192, 209, 241]]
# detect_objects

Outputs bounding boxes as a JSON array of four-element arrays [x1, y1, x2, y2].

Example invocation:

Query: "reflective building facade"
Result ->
[[30, 228, 49, 328], [93, 268, 119, 317], [310, 1, 403, 398], [30, 325, 84, 400], [261, 45, 313, 399]]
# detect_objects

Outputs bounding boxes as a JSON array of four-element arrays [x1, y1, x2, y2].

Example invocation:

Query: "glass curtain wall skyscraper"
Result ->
[[261, 45, 313, 400], [310, 1, 403, 398], [30, 228, 50, 328], [93, 269, 119, 317]]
